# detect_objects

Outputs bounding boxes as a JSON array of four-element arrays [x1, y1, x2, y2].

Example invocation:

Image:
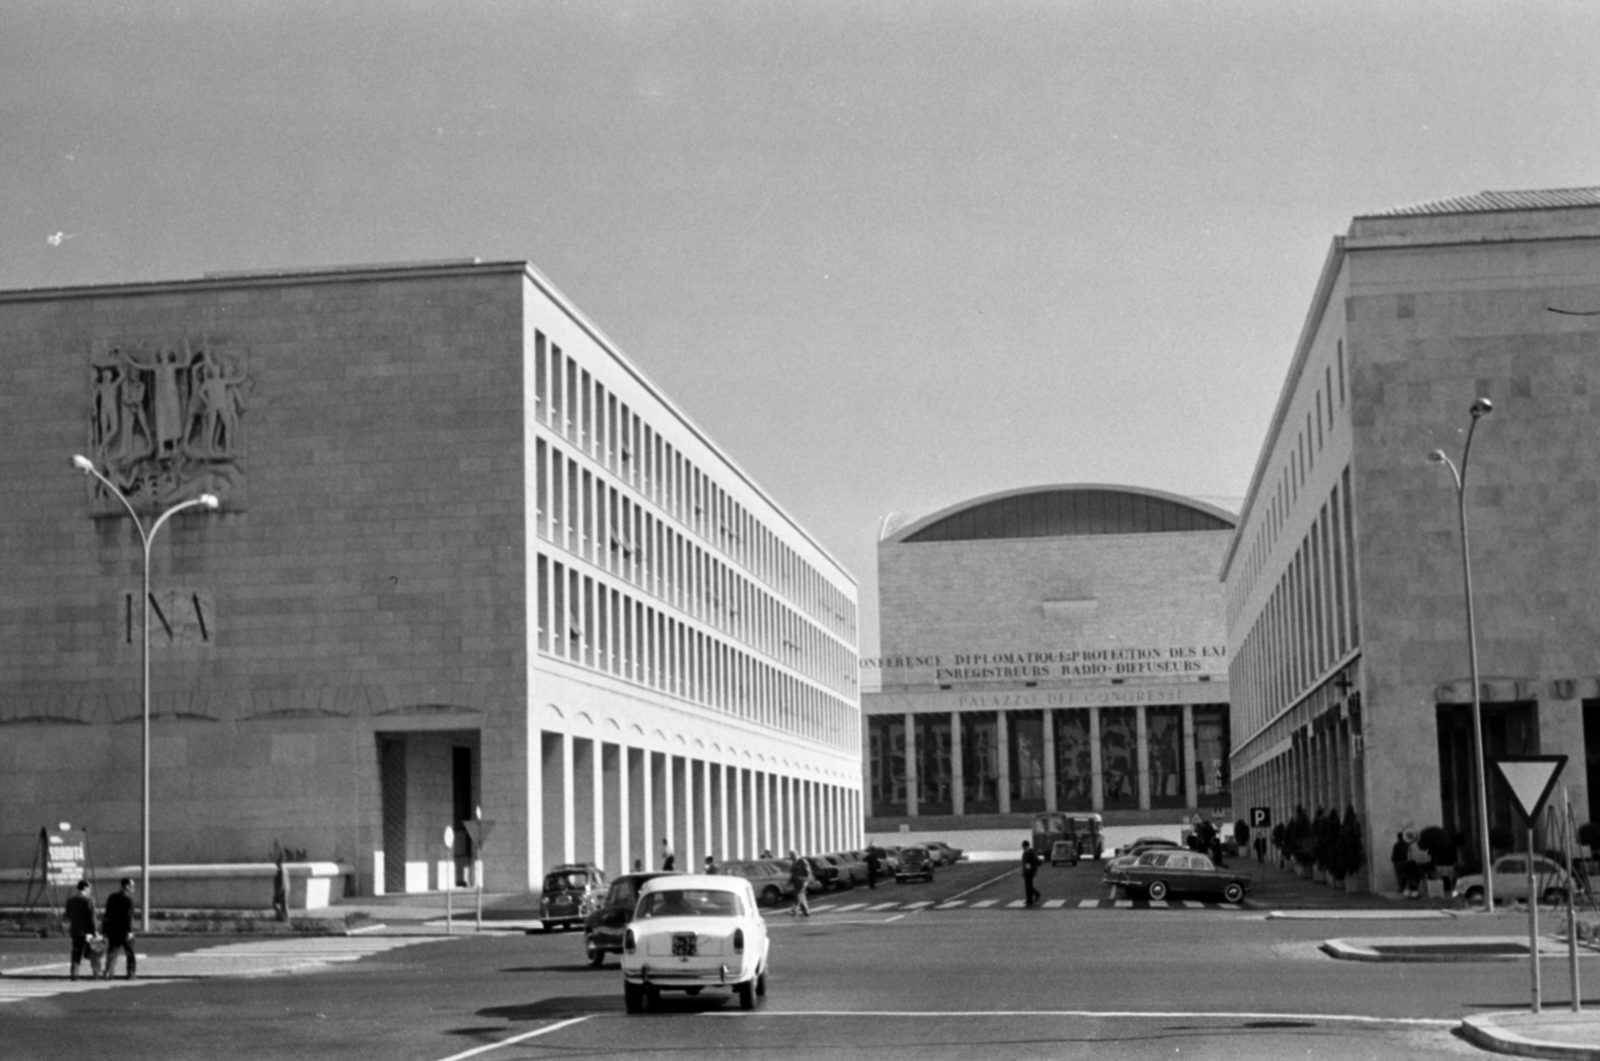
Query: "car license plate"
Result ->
[[672, 934, 697, 957]]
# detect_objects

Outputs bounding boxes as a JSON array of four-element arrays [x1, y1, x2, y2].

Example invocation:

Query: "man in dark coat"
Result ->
[[865, 846, 881, 890], [102, 878, 136, 979], [1021, 841, 1042, 906], [63, 880, 97, 981]]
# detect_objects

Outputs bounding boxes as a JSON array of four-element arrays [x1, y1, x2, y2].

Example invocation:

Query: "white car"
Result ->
[[1455, 855, 1571, 906], [621, 874, 770, 1012]]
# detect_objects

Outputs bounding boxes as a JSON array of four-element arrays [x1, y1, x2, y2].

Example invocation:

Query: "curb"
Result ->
[[1460, 1014, 1600, 1060]]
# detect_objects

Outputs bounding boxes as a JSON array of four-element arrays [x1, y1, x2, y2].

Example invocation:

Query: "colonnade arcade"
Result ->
[[868, 700, 1231, 818], [535, 712, 861, 882], [1229, 675, 1364, 845]]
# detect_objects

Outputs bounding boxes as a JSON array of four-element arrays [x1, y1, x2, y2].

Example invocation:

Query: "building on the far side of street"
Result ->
[[863, 485, 1237, 832], [1223, 187, 1600, 894], [0, 260, 860, 904]]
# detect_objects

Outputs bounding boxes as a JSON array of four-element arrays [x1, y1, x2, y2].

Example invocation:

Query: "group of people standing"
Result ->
[[62, 878, 137, 981]]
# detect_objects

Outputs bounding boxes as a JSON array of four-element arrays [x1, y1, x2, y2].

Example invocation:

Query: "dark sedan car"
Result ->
[[1104, 850, 1251, 903], [580, 871, 677, 966]]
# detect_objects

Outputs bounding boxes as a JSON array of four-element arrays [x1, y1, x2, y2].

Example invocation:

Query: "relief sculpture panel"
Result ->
[[88, 340, 248, 509]]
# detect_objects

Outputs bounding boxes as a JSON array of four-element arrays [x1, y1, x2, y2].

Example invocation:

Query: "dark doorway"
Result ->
[[379, 737, 407, 895], [1437, 700, 1538, 867], [453, 745, 475, 886]]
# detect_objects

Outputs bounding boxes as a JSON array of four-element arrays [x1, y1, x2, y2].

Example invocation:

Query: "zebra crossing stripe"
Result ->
[[1114, 899, 1133, 908], [935, 901, 965, 909], [865, 902, 898, 911], [1005, 900, 1026, 908], [972, 900, 998, 908], [1078, 900, 1099, 908], [903, 901, 934, 909], [1183, 901, 1204, 908], [833, 903, 867, 912], [1042, 899, 1066, 909], [1148, 900, 1168, 908]]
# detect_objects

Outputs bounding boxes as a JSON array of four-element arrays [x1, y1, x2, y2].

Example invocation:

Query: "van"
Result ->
[[1032, 812, 1104, 862]]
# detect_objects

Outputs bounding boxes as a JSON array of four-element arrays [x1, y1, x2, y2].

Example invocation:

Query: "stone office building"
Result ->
[[0, 260, 861, 898], [1222, 188, 1600, 892], [863, 485, 1236, 829]]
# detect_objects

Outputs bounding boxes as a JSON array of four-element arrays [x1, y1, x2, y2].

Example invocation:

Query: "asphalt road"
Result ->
[[0, 860, 1577, 1060]]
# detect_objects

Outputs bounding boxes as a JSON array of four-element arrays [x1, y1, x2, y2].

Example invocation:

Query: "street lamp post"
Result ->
[[72, 455, 218, 932], [1428, 397, 1495, 911]]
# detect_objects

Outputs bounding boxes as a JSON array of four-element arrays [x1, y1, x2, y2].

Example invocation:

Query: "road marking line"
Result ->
[[972, 900, 998, 908], [432, 1016, 591, 1061], [1042, 900, 1066, 909], [1148, 900, 1168, 908], [1183, 901, 1204, 908], [935, 901, 965, 909], [699, 1009, 1456, 1027], [944, 868, 1019, 903], [1114, 900, 1133, 908], [1077, 900, 1099, 908], [834, 903, 867, 912], [1005, 900, 1026, 908], [903, 901, 934, 909], [865, 902, 898, 911], [810, 905, 837, 913]]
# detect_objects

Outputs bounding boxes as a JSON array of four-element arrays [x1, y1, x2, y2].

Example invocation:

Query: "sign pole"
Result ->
[[1529, 822, 1541, 1013], [443, 825, 455, 936], [1565, 790, 1581, 1013]]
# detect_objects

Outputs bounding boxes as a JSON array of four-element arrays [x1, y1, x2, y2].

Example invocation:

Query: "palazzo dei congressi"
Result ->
[[0, 261, 861, 897]]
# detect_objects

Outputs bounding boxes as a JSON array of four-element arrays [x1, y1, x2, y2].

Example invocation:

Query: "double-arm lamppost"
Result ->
[[1428, 397, 1495, 911], [72, 455, 218, 932]]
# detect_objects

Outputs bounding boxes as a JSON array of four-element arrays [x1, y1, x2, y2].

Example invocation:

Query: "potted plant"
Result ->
[[1290, 805, 1314, 878], [1336, 806, 1367, 892]]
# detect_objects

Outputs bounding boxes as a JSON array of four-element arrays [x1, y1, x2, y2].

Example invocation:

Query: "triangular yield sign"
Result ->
[[1491, 756, 1568, 823]]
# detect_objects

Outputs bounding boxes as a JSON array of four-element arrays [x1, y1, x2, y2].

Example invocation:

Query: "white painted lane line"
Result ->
[[833, 903, 867, 912], [903, 901, 934, 909], [810, 905, 837, 913], [972, 900, 998, 908], [935, 901, 965, 909], [1042, 900, 1066, 909], [1184, 901, 1204, 908], [1114, 900, 1133, 908], [1005, 900, 1026, 909], [1148, 900, 1168, 908], [943, 867, 1020, 903], [1078, 900, 1099, 908], [699, 1009, 1456, 1027], [865, 902, 898, 911], [432, 1015, 591, 1061]]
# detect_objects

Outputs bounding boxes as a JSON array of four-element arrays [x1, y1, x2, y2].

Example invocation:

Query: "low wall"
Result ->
[[0, 862, 354, 911]]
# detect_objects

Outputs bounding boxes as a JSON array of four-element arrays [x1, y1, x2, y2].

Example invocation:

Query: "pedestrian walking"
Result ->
[[1021, 840, 1042, 906], [102, 878, 136, 980], [865, 846, 881, 889], [1390, 831, 1415, 897], [63, 880, 98, 981], [787, 850, 812, 917], [661, 839, 675, 871], [1254, 835, 1267, 864], [273, 853, 290, 922], [704, 855, 718, 875]]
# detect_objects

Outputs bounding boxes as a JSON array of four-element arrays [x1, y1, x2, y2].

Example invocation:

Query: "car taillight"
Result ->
[[733, 928, 744, 953], [624, 929, 635, 954]]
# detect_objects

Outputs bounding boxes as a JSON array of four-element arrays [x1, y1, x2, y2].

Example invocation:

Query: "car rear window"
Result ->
[[545, 872, 589, 891], [639, 889, 741, 918]]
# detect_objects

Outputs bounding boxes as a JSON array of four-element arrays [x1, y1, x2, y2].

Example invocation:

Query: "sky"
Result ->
[[6, 1, 1600, 658]]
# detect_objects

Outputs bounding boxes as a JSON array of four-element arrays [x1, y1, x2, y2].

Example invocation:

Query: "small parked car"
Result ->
[[540, 863, 607, 932], [895, 845, 935, 883], [1456, 855, 1571, 906], [582, 871, 676, 965], [1104, 849, 1251, 903], [921, 841, 965, 866], [621, 874, 770, 1012], [720, 860, 794, 907], [1049, 840, 1080, 867], [1104, 838, 1181, 873], [824, 852, 868, 888], [803, 856, 841, 891]]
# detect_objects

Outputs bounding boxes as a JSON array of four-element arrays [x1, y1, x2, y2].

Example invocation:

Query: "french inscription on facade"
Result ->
[[89, 340, 247, 509]]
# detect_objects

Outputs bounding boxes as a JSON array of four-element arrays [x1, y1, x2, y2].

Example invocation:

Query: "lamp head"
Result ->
[[198, 493, 220, 510], [71, 454, 95, 473], [1427, 450, 1448, 464], [1470, 397, 1493, 418]]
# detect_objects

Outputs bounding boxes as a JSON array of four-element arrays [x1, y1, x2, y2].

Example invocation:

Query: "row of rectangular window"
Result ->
[[1232, 465, 1361, 743], [1232, 339, 1349, 620], [531, 330, 855, 641], [535, 437, 856, 697], [536, 555, 857, 752]]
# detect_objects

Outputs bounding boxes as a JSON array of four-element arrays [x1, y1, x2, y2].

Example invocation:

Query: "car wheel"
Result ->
[[645, 985, 661, 1009], [762, 885, 781, 906], [756, 968, 767, 997], [1543, 887, 1567, 906], [1223, 882, 1245, 904], [539, 920, 552, 933], [738, 979, 756, 1010], [1464, 886, 1485, 905], [585, 934, 606, 967], [624, 980, 644, 1014], [1147, 880, 1169, 901]]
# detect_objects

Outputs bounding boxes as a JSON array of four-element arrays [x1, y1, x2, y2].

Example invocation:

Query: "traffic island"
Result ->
[[1461, 1012, 1600, 1060]]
